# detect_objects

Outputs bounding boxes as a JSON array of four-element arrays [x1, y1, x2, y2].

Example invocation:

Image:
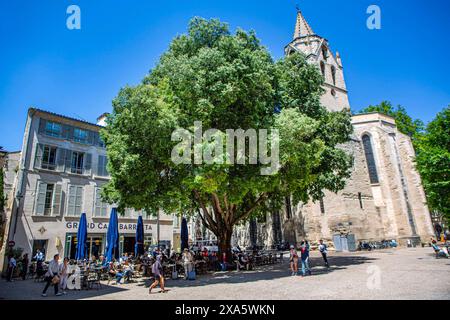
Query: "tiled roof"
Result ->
[[29, 107, 104, 128]]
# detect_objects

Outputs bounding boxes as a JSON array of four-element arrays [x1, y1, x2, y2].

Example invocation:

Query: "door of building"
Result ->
[[333, 234, 356, 252], [333, 235, 342, 252], [122, 236, 136, 255]]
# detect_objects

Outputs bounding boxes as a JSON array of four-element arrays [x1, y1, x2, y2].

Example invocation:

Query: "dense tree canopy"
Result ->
[[415, 106, 450, 220], [101, 17, 352, 255]]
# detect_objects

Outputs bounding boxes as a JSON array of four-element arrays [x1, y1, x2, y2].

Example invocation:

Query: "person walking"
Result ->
[[20, 253, 29, 280], [149, 256, 167, 294], [59, 257, 69, 294], [300, 241, 311, 276], [42, 254, 62, 297], [289, 245, 298, 276], [318, 240, 329, 268], [7, 254, 16, 282]]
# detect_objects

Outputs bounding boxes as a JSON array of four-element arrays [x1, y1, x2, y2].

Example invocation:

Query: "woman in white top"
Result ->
[[182, 249, 194, 279], [59, 257, 69, 294], [289, 245, 298, 276]]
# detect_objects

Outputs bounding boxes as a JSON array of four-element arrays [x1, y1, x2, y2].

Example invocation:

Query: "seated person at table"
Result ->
[[240, 253, 251, 271], [120, 253, 129, 264], [169, 251, 178, 261], [233, 252, 245, 271], [123, 260, 134, 282], [98, 255, 108, 268], [108, 262, 123, 284], [194, 252, 203, 261], [431, 240, 449, 258], [210, 252, 219, 271]]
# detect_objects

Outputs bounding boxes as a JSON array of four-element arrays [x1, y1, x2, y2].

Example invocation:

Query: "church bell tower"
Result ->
[[285, 9, 350, 112]]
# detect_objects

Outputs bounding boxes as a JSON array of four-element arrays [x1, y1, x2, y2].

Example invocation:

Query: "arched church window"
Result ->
[[331, 66, 336, 85], [319, 198, 325, 214], [322, 46, 328, 61], [362, 134, 379, 184], [320, 61, 326, 78]]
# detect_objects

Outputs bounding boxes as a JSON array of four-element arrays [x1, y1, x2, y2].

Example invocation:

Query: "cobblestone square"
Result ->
[[1, 247, 448, 300]]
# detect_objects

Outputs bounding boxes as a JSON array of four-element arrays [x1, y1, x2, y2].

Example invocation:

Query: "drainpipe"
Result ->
[[1, 109, 34, 271], [157, 210, 160, 249]]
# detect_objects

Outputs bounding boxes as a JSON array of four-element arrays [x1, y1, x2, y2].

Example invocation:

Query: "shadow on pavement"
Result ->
[[0, 255, 378, 299], [141, 255, 378, 289]]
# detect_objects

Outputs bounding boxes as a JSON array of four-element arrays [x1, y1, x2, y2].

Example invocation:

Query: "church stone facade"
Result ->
[[233, 10, 434, 250]]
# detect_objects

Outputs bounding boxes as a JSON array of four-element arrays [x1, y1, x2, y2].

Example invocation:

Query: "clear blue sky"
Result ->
[[1, 0, 449, 151]]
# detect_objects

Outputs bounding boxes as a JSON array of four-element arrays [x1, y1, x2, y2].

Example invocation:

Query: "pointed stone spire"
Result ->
[[293, 8, 314, 39]]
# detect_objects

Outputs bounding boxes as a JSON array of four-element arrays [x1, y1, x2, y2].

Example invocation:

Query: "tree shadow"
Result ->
[[136, 255, 378, 289]]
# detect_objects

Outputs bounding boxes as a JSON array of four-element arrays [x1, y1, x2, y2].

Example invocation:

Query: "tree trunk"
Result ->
[[217, 227, 233, 264]]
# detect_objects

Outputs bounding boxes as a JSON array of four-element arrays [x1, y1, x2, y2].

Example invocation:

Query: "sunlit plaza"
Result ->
[[1, 247, 449, 300]]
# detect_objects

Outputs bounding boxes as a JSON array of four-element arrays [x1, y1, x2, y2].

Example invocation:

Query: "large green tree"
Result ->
[[101, 18, 352, 257], [415, 106, 450, 220]]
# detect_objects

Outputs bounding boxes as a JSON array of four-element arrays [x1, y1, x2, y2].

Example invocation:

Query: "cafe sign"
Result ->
[[66, 221, 153, 232]]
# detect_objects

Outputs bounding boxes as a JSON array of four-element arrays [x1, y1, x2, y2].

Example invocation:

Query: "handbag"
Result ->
[[51, 275, 60, 284]]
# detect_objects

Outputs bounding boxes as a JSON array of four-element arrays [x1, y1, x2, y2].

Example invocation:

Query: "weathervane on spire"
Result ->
[[293, 3, 314, 39]]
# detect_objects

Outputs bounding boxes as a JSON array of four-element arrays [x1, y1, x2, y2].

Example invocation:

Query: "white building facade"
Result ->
[[1, 108, 178, 268]]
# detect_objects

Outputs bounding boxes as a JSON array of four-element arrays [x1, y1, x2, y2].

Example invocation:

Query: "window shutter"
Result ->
[[35, 182, 47, 215], [75, 186, 83, 216], [92, 132, 99, 146], [63, 125, 74, 140], [64, 150, 73, 173], [34, 144, 44, 169], [52, 184, 62, 216], [38, 118, 47, 134], [68, 185, 75, 216], [94, 187, 101, 216], [98, 155, 107, 176], [103, 156, 108, 176], [87, 131, 95, 145], [84, 153, 92, 175], [56, 148, 66, 171]]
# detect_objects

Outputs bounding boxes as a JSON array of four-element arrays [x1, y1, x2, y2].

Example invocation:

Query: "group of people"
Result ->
[[6, 249, 46, 282], [289, 240, 330, 277], [41, 254, 70, 297], [107, 260, 135, 283], [232, 246, 252, 271]]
